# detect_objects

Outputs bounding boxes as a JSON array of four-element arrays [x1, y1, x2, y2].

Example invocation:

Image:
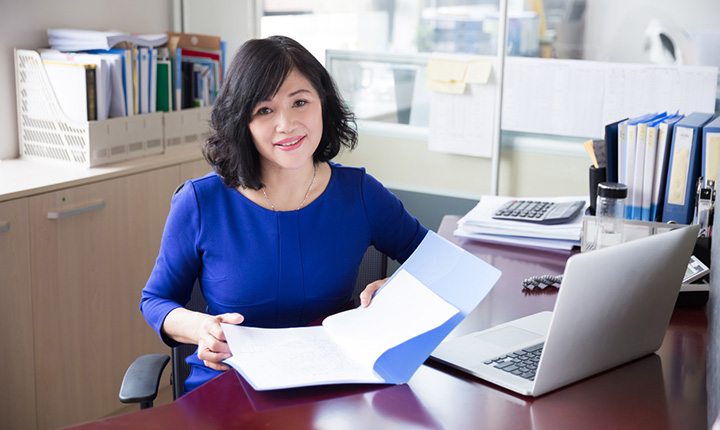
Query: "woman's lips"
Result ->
[[274, 136, 305, 150]]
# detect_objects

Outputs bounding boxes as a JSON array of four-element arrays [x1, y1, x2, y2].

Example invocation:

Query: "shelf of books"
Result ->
[[15, 49, 162, 168], [14, 31, 223, 168]]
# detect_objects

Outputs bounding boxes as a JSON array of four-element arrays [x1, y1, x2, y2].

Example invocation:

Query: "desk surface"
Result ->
[[71, 215, 710, 430]]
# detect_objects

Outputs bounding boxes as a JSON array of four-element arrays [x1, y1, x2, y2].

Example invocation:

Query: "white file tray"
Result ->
[[14, 49, 164, 168], [163, 106, 212, 152]]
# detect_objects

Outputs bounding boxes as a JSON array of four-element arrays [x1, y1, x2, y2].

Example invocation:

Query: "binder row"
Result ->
[[605, 112, 720, 225], [38, 31, 225, 123]]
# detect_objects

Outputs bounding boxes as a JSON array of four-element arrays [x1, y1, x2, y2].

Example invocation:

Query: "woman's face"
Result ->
[[248, 70, 323, 173]]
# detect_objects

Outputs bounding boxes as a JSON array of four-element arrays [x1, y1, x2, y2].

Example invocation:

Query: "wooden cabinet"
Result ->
[[0, 198, 36, 430], [180, 158, 213, 182], [26, 165, 182, 429]]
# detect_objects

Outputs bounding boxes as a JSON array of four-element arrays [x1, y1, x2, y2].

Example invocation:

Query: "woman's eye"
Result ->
[[255, 107, 272, 115], [294, 100, 307, 107]]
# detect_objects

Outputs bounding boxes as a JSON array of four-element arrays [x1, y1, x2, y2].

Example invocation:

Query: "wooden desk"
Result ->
[[69, 215, 710, 429]]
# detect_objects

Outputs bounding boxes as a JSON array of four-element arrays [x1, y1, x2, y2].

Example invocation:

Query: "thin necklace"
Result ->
[[261, 164, 317, 211]]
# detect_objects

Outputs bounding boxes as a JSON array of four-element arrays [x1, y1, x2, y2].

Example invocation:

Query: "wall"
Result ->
[[0, 0, 175, 161], [584, 0, 720, 65], [335, 131, 590, 199]]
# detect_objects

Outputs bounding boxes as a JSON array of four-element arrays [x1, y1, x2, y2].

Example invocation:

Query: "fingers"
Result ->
[[198, 345, 232, 371], [359, 277, 389, 308], [197, 312, 244, 371]]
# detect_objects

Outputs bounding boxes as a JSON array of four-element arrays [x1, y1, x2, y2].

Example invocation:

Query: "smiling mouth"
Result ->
[[274, 136, 305, 148]]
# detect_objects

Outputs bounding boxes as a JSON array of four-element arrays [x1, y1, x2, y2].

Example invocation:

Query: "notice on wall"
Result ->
[[427, 54, 498, 158]]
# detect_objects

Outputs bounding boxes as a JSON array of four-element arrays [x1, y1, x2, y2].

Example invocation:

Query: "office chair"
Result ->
[[119, 243, 387, 408]]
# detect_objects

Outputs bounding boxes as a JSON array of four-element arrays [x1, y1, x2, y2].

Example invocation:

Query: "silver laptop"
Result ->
[[430, 224, 699, 397]]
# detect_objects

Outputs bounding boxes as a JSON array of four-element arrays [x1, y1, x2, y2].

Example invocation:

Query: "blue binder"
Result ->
[[620, 112, 660, 218], [650, 113, 683, 221], [701, 115, 720, 188], [605, 118, 627, 183], [662, 112, 715, 224]]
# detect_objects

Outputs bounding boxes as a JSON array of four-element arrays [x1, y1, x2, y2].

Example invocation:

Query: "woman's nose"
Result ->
[[275, 109, 296, 133]]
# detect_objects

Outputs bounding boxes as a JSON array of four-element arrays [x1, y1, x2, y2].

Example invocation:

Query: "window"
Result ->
[[260, 0, 720, 131]]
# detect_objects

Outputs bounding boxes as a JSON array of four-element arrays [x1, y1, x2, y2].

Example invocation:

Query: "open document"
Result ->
[[222, 231, 502, 391]]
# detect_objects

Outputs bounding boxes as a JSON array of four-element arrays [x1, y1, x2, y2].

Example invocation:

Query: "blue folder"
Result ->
[[701, 115, 720, 188], [662, 112, 715, 224]]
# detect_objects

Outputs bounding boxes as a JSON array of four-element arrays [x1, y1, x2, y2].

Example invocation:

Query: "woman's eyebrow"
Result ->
[[288, 88, 312, 97]]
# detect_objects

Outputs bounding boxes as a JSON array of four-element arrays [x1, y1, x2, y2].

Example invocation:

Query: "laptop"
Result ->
[[430, 224, 699, 397]]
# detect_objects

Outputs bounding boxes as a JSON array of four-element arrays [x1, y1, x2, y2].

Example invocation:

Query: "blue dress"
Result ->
[[140, 162, 428, 392]]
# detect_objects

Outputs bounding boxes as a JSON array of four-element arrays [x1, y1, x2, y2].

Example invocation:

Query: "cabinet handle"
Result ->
[[0, 221, 8, 232], [47, 200, 106, 219]]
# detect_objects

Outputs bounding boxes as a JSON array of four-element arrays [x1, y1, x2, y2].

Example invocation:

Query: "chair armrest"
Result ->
[[119, 353, 170, 407]]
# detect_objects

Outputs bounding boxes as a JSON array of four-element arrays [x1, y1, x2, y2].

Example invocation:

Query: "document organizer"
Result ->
[[163, 106, 212, 152], [14, 49, 164, 168]]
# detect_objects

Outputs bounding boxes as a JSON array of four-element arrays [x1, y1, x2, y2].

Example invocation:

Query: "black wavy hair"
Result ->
[[203, 35, 358, 190]]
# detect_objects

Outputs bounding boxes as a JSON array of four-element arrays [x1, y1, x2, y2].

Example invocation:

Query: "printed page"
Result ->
[[222, 269, 459, 390], [323, 269, 460, 371], [222, 325, 380, 390]]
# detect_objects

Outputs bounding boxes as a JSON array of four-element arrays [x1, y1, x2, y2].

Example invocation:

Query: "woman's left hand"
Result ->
[[359, 277, 389, 308]]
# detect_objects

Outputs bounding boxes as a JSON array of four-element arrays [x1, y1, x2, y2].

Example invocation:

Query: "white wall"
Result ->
[[583, 0, 720, 64], [335, 132, 590, 199], [0, 0, 175, 161], [181, 0, 258, 70]]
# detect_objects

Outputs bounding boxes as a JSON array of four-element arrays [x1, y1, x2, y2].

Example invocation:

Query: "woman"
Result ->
[[141, 35, 428, 393]]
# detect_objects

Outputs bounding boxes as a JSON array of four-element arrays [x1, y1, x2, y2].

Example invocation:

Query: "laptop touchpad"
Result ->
[[474, 326, 543, 349]]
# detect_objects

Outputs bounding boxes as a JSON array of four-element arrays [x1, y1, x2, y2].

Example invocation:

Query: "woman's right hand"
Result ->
[[162, 308, 244, 371], [195, 313, 245, 371]]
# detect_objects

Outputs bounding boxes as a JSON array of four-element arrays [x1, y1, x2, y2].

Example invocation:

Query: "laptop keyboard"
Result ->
[[483, 344, 543, 381]]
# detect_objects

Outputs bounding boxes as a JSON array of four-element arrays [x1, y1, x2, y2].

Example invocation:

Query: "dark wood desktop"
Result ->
[[70, 215, 712, 430]]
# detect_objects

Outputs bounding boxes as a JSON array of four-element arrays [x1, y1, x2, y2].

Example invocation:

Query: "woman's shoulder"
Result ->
[[179, 171, 225, 193], [329, 162, 373, 185], [327, 162, 389, 202], [172, 171, 234, 205]]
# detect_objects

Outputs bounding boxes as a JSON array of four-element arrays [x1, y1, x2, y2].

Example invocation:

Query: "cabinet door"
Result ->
[[0, 198, 36, 430], [180, 158, 213, 182], [28, 166, 179, 429]]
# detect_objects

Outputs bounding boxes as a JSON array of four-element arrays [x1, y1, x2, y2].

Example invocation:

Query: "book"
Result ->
[[167, 33, 225, 110], [181, 60, 196, 109], [640, 114, 671, 221], [619, 113, 658, 218], [90, 52, 125, 118], [663, 112, 715, 224], [41, 59, 96, 122], [701, 115, 720, 189], [85, 65, 97, 121], [650, 114, 683, 221], [105, 49, 135, 116], [39, 50, 111, 120], [221, 231, 501, 391], [156, 59, 172, 112], [138, 47, 149, 114], [149, 48, 157, 113], [631, 112, 667, 219], [605, 118, 627, 183]]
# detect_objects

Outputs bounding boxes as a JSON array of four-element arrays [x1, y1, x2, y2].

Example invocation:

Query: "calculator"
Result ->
[[492, 200, 586, 224]]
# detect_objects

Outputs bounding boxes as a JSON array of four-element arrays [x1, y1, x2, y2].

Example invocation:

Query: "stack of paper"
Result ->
[[455, 195, 589, 250], [48, 28, 168, 51]]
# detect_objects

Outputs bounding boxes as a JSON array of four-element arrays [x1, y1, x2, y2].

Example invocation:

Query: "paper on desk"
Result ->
[[455, 195, 588, 249], [222, 269, 458, 390], [454, 231, 579, 251], [221, 231, 501, 391]]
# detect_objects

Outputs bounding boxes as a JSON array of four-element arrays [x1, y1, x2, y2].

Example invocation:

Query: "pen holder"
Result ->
[[588, 165, 607, 216]]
